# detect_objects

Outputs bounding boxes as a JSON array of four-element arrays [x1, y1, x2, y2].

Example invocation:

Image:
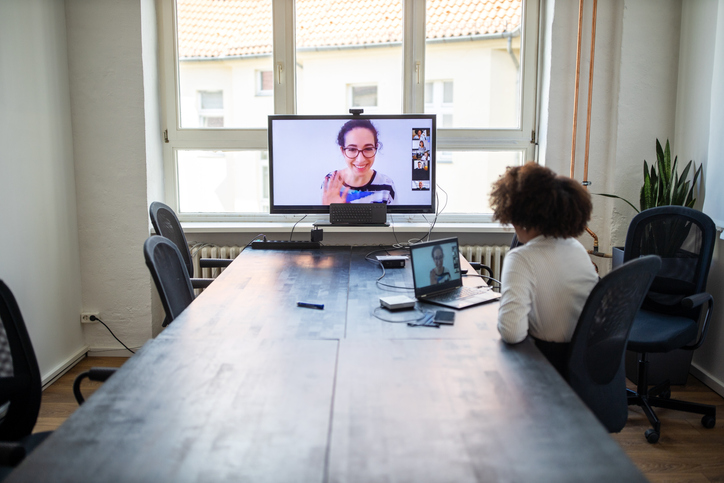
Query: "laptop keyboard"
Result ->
[[429, 285, 487, 302]]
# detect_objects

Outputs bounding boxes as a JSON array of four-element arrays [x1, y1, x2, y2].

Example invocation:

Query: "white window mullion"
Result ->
[[157, 0, 181, 208], [272, 0, 296, 114], [403, 0, 426, 113], [520, 0, 540, 162]]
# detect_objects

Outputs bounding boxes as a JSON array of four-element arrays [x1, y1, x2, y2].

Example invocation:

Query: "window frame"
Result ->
[[158, 0, 540, 223]]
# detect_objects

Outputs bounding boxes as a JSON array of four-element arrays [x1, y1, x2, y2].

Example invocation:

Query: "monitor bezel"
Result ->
[[268, 113, 437, 215]]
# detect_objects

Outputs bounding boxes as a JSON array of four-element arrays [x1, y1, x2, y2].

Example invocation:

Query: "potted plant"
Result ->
[[600, 138, 702, 261], [599, 138, 702, 213]]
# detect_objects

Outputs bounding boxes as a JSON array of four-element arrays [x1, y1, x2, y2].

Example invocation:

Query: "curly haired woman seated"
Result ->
[[489, 162, 598, 374]]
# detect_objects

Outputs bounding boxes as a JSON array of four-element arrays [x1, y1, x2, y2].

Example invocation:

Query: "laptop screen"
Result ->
[[409, 237, 463, 297]]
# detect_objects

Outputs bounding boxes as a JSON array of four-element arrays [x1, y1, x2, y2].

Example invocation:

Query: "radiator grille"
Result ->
[[459, 244, 509, 286]]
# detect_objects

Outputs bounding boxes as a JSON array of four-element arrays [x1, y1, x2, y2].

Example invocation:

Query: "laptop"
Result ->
[[408, 237, 501, 309]]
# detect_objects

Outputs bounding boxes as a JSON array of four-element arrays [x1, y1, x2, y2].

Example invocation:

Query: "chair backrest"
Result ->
[[149, 201, 194, 279], [510, 233, 522, 250], [623, 206, 716, 317], [143, 236, 196, 325], [0, 280, 42, 441], [567, 255, 661, 433]]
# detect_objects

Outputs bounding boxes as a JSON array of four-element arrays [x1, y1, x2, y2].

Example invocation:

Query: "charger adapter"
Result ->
[[380, 295, 416, 310], [376, 255, 407, 268]]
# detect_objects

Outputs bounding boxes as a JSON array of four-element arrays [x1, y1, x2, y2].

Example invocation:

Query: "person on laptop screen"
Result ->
[[489, 162, 598, 375], [429, 244, 451, 284], [321, 119, 396, 205]]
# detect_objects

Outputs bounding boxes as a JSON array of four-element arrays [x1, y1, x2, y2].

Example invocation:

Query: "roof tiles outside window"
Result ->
[[177, 0, 522, 59]]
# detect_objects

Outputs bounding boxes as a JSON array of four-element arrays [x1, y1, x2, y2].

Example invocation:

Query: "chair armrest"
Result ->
[[682, 292, 713, 350], [191, 277, 214, 289], [682, 292, 712, 309], [468, 262, 493, 278], [73, 368, 117, 405], [0, 441, 25, 467], [88, 367, 118, 382], [199, 258, 232, 269]]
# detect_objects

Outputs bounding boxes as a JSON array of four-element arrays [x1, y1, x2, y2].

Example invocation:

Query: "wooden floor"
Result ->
[[35, 356, 724, 482]]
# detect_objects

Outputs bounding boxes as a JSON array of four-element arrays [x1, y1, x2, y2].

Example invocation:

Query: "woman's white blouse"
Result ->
[[497, 235, 599, 344]]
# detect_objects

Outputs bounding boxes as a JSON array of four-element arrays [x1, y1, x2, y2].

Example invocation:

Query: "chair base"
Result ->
[[627, 353, 716, 443], [625, 349, 693, 385]]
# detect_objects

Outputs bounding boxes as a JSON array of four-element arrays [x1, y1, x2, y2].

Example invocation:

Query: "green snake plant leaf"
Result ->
[[640, 160, 653, 210], [671, 160, 692, 206], [650, 162, 660, 208], [685, 163, 703, 208], [596, 193, 640, 213]]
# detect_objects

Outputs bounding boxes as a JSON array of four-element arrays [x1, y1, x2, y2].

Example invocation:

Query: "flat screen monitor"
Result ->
[[268, 114, 436, 214]]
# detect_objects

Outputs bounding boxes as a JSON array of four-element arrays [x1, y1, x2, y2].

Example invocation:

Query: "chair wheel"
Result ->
[[702, 415, 716, 429], [645, 429, 660, 444], [661, 389, 671, 399]]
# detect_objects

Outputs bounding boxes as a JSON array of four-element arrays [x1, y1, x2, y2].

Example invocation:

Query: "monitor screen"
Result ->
[[268, 114, 436, 214]]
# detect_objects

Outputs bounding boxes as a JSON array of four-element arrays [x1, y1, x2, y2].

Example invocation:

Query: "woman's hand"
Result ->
[[322, 170, 349, 204]]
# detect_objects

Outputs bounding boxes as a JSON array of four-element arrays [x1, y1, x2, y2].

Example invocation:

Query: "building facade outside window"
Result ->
[[159, 0, 538, 221]]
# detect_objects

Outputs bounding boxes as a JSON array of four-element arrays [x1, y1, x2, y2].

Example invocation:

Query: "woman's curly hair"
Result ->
[[489, 162, 592, 238]]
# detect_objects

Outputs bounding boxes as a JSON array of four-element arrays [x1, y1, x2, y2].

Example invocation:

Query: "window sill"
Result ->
[[181, 220, 512, 235]]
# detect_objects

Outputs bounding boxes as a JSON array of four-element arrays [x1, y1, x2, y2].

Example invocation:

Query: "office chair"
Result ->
[[144, 236, 196, 325], [623, 206, 717, 443], [149, 201, 232, 290], [566, 255, 661, 433], [0, 280, 53, 478]]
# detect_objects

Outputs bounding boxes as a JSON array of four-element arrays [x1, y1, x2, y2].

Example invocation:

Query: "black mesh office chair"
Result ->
[[144, 236, 196, 325], [74, 236, 196, 405], [566, 255, 661, 433], [149, 201, 232, 290], [623, 206, 717, 443], [0, 280, 53, 478]]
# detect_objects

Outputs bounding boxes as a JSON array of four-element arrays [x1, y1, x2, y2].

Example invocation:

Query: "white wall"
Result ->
[[0, 0, 87, 382], [676, 0, 724, 395], [65, 0, 157, 352]]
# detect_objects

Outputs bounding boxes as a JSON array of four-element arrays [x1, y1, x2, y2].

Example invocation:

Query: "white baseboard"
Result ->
[[691, 363, 724, 398], [87, 348, 137, 357], [41, 345, 89, 389]]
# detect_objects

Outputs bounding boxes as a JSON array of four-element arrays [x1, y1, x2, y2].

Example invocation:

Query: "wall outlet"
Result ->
[[81, 313, 99, 324]]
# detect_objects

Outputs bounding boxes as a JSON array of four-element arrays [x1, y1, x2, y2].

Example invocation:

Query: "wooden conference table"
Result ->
[[9, 247, 645, 482]]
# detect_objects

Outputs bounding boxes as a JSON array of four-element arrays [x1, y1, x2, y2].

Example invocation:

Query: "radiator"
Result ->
[[189, 244, 244, 279], [459, 244, 509, 286]]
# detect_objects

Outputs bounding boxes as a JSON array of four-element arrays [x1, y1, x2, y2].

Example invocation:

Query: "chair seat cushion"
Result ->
[[627, 309, 698, 353]]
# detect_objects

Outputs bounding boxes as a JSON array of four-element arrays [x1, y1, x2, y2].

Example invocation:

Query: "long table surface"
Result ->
[[9, 246, 646, 482]]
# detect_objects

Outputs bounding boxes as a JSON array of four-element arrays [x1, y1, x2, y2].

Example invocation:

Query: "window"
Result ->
[[350, 85, 378, 108], [159, 0, 538, 222], [198, 91, 224, 127], [296, 1, 403, 115], [257, 70, 273, 96], [425, 80, 454, 127]]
